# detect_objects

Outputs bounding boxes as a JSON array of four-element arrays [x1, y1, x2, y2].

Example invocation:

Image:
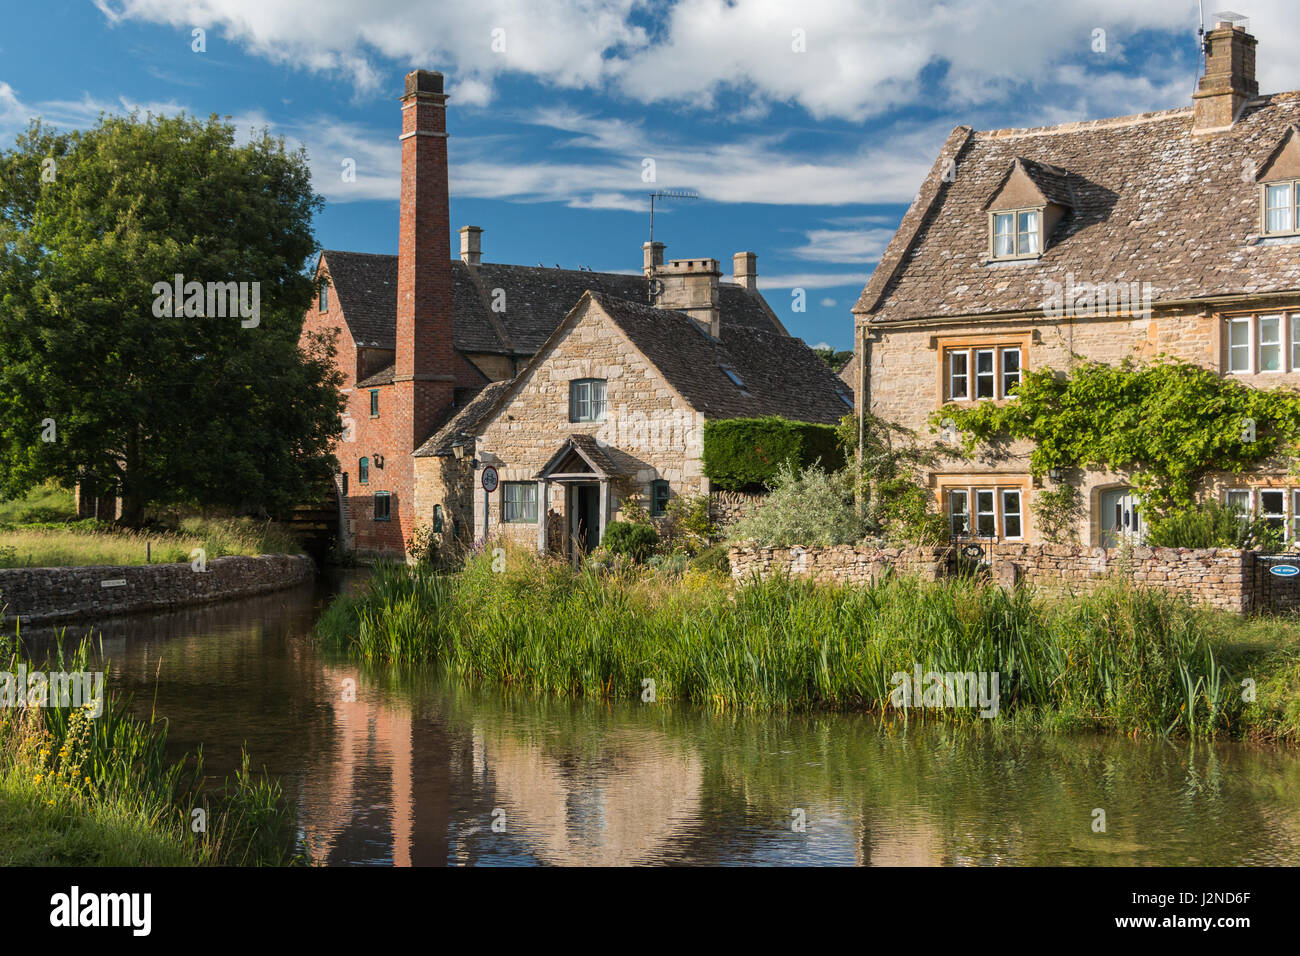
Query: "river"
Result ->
[[25, 572, 1300, 866]]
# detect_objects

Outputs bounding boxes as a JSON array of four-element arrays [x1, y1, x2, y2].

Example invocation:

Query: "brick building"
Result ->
[[852, 18, 1300, 547], [303, 69, 848, 559]]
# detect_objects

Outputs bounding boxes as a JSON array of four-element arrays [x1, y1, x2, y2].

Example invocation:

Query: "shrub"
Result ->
[[725, 462, 866, 547], [1146, 499, 1284, 551], [703, 416, 844, 492], [1033, 481, 1086, 545], [659, 493, 717, 554], [688, 543, 731, 574], [601, 521, 659, 562]]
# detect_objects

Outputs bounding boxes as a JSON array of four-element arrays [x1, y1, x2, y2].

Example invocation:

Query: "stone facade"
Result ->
[[0, 554, 315, 626], [469, 297, 707, 553]]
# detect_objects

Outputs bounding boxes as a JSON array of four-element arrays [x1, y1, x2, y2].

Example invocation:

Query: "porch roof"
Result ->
[[535, 434, 623, 481]]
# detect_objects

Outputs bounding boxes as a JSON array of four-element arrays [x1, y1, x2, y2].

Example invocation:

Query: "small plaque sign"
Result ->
[[100, 579, 127, 588], [1267, 564, 1299, 578], [481, 465, 499, 493], [961, 543, 984, 560]]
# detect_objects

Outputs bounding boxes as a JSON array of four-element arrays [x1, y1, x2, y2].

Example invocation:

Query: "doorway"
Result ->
[[1100, 487, 1143, 547], [569, 483, 601, 556]]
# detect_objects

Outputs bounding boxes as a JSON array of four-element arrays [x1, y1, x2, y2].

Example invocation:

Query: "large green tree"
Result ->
[[0, 113, 344, 524]]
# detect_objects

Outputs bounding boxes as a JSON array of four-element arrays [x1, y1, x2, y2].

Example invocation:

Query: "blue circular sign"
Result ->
[[1268, 563, 1299, 578]]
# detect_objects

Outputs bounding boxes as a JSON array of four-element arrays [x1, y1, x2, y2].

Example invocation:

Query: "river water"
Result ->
[[26, 573, 1300, 866]]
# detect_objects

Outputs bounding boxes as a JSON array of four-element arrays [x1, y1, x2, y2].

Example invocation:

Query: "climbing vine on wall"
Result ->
[[930, 358, 1300, 519]]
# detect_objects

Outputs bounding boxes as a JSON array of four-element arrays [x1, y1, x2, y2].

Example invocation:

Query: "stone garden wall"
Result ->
[[728, 541, 1293, 614], [0, 554, 316, 626]]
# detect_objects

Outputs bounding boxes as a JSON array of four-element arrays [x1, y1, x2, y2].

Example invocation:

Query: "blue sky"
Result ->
[[3, 1, 1297, 350]]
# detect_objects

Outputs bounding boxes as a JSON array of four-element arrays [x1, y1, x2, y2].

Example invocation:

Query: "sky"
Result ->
[[2, 1, 1298, 350]]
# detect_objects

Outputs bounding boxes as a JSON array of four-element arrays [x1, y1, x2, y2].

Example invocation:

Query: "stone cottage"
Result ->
[[301, 68, 846, 559], [851, 17, 1300, 548], [414, 290, 851, 556]]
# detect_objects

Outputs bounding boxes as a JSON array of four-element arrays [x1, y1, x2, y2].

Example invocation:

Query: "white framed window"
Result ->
[[1001, 348, 1021, 396], [974, 490, 996, 537], [1001, 489, 1023, 539], [569, 379, 607, 423], [949, 351, 969, 400], [1225, 312, 1300, 374], [1259, 314, 1283, 372], [1264, 181, 1298, 235], [949, 490, 969, 536], [974, 349, 996, 399], [991, 208, 1043, 259], [1225, 489, 1253, 525], [1228, 317, 1252, 373], [945, 344, 1025, 402], [1292, 490, 1300, 542], [1259, 489, 1287, 532], [948, 485, 1027, 539]]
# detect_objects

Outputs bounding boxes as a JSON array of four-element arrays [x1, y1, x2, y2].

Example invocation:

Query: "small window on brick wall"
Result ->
[[373, 491, 391, 521], [370, 389, 380, 417], [319, 282, 329, 312]]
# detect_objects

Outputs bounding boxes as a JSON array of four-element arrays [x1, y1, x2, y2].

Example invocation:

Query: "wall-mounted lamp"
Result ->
[[372, 454, 384, 469]]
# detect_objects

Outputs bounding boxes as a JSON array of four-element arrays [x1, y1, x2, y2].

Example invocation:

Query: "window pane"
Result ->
[[359, 457, 369, 484], [591, 380, 607, 421], [993, 214, 1014, 257], [1228, 319, 1251, 372], [1293, 490, 1300, 542], [975, 490, 996, 537], [949, 351, 968, 399], [1225, 490, 1251, 521], [975, 350, 995, 398], [1001, 348, 1021, 395], [1001, 490, 1022, 539], [949, 490, 969, 535], [1260, 315, 1281, 371], [1260, 490, 1285, 529], [1291, 314, 1300, 371], [1266, 183, 1293, 233], [1017, 211, 1039, 255]]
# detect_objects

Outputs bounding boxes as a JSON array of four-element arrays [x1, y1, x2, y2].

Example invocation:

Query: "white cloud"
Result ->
[[757, 272, 869, 290], [819, 297, 837, 308], [794, 226, 896, 263], [87, 0, 1300, 120]]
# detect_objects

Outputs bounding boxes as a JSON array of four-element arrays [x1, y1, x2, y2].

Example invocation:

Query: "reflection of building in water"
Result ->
[[295, 666, 703, 866], [480, 728, 703, 867], [855, 812, 948, 866]]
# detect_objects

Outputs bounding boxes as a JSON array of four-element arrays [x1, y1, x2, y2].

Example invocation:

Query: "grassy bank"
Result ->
[[0, 516, 301, 568], [0, 636, 297, 866], [315, 545, 1300, 742]]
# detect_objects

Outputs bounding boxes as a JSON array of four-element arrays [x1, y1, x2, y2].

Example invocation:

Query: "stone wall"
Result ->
[[728, 544, 952, 585], [0, 554, 315, 626], [981, 542, 1253, 612], [727, 540, 1286, 613], [709, 490, 763, 528]]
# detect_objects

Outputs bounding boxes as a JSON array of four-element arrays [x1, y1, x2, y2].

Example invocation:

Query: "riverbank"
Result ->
[[0, 637, 297, 866], [314, 546, 1300, 742]]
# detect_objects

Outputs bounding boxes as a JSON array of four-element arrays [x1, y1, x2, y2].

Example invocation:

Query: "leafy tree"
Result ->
[[0, 114, 344, 524], [725, 462, 867, 547], [835, 412, 947, 542], [932, 358, 1300, 521], [813, 347, 853, 372]]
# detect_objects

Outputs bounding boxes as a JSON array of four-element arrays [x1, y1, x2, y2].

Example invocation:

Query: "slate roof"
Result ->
[[589, 292, 850, 423], [413, 380, 513, 457], [855, 91, 1300, 323], [535, 433, 623, 478], [320, 252, 784, 357]]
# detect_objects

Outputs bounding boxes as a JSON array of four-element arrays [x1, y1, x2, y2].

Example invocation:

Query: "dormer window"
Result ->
[[991, 209, 1041, 259], [1264, 180, 1300, 235]]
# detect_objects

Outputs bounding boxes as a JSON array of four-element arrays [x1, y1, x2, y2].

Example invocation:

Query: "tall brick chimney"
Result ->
[[395, 69, 456, 450], [1193, 18, 1258, 132]]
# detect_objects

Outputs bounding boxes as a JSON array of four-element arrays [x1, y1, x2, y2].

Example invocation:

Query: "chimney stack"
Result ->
[[642, 241, 665, 276], [654, 258, 721, 339], [459, 225, 483, 265], [396, 69, 456, 450], [732, 251, 757, 291], [1193, 18, 1258, 132]]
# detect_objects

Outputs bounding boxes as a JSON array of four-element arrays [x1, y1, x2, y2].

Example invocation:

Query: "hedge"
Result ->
[[702, 416, 844, 492]]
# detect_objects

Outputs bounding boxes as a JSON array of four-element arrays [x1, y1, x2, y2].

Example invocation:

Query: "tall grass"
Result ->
[[0, 516, 301, 568], [0, 631, 297, 865], [315, 545, 1294, 740]]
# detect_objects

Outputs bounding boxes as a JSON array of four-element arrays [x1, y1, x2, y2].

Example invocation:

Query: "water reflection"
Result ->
[[26, 576, 1300, 867]]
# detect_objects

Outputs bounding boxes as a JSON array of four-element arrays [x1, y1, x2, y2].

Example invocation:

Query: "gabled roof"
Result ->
[[413, 380, 513, 457], [535, 433, 623, 479], [855, 91, 1300, 323], [985, 157, 1077, 210], [588, 292, 849, 423], [319, 252, 784, 356]]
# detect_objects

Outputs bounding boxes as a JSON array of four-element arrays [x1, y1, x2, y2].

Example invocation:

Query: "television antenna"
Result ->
[[648, 189, 699, 246]]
